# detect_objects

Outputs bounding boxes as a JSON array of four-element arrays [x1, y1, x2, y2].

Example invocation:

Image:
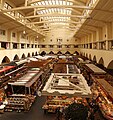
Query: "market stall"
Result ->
[[8, 68, 43, 95], [42, 96, 88, 113], [42, 73, 92, 97], [67, 64, 80, 74], [41, 73, 92, 113], [82, 63, 106, 86], [5, 69, 43, 112], [0, 88, 7, 113], [91, 78, 113, 120], [34, 55, 57, 60]]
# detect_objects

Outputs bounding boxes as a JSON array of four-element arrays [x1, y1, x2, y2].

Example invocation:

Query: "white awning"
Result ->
[[42, 73, 92, 98], [8, 71, 43, 87], [85, 64, 106, 74], [15, 59, 27, 66]]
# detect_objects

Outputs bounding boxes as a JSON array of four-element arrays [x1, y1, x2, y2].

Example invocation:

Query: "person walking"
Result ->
[[49, 63, 54, 73], [56, 107, 61, 120]]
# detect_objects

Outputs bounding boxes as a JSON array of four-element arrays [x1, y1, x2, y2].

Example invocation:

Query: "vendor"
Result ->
[[49, 63, 54, 73]]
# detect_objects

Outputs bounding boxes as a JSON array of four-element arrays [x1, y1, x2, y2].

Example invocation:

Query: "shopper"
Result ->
[[49, 63, 54, 73], [56, 107, 61, 120], [89, 111, 95, 120]]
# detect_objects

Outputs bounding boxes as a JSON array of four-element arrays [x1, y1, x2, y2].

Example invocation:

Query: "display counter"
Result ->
[[5, 94, 35, 112], [91, 78, 113, 120], [42, 96, 88, 113], [0, 88, 7, 113], [8, 69, 43, 95], [82, 63, 106, 86]]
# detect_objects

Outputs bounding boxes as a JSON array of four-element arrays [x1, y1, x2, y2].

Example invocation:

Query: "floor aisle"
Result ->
[[0, 96, 56, 120], [0, 96, 106, 120]]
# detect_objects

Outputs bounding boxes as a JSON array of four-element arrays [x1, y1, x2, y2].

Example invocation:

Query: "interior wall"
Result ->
[[0, 48, 40, 64], [78, 48, 113, 68], [39, 28, 76, 44]]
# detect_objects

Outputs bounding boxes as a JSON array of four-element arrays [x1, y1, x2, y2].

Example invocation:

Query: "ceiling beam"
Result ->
[[87, 17, 107, 23], [19, 13, 88, 19], [8, 25, 24, 30], [83, 24, 102, 28], [2, 5, 92, 12], [71, 8, 82, 15], [77, 32, 89, 36], [81, 27, 96, 32], [80, 29, 93, 34], [76, 32, 88, 36], [83, 24, 99, 29], [28, 0, 85, 6], [94, 9, 113, 15], [33, 8, 82, 15], [37, 24, 78, 28], [26, 20, 81, 25]]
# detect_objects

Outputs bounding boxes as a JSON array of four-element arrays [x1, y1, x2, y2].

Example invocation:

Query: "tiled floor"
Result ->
[[0, 96, 106, 120]]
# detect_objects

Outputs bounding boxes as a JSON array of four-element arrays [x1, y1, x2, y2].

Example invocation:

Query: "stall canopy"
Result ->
[[4, 61, 17, 66], [96, 78, 113, 100], [42, 73, 92, 98], [8, 70, 43, 87], [27, 57, 38, 61], [34, 55, 56, 59], [15, 59, 27, 66], [85, 64, 106, 74], [4, 59, 27, 67], [0, 66, 15, 73]]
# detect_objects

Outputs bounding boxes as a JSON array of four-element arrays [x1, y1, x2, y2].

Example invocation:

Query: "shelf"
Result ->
[[8, 103, 24, 105]]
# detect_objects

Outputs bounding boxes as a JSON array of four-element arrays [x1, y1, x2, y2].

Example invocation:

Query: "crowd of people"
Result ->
[[51, 98, 100, 120]]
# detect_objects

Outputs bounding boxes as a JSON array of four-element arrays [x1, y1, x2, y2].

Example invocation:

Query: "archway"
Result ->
[[27, 53, 30, 57], [107, 60, 113, 76], [92, 55, 97, 63], [21, 53, 26, 59], [98, 57, 104, 66], [86, 53, 88, 58], [97, 57, 105, 70], [81, 52, 84, 56], [1, 56, 10, 64], [73, 51, 79, 55], [57, 51, 62, 55], [40, 51, 46, 56], [65, 51, 71, 55], [32, 52, 34, 56], [89, 54, 91, 60], [13, 54, 19, 61], [49, 51, 54, 55], [35, 52, 38, 56], [107, 60, 113, 69]]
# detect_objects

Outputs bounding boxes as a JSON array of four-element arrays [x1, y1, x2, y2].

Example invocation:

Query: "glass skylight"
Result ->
[[31, 0, 73, 27]]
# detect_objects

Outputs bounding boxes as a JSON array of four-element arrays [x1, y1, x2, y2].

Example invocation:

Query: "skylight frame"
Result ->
[[33, 0, 74, 27]]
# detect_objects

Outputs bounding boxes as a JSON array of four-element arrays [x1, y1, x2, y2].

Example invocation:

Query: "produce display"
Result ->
[[5, 94, 35, 112], [42, 96, 88, 113], [91, 81, 113, 120]]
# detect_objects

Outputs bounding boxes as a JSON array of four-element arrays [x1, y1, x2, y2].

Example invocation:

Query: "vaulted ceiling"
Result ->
[[0, 0, 113, 39]]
